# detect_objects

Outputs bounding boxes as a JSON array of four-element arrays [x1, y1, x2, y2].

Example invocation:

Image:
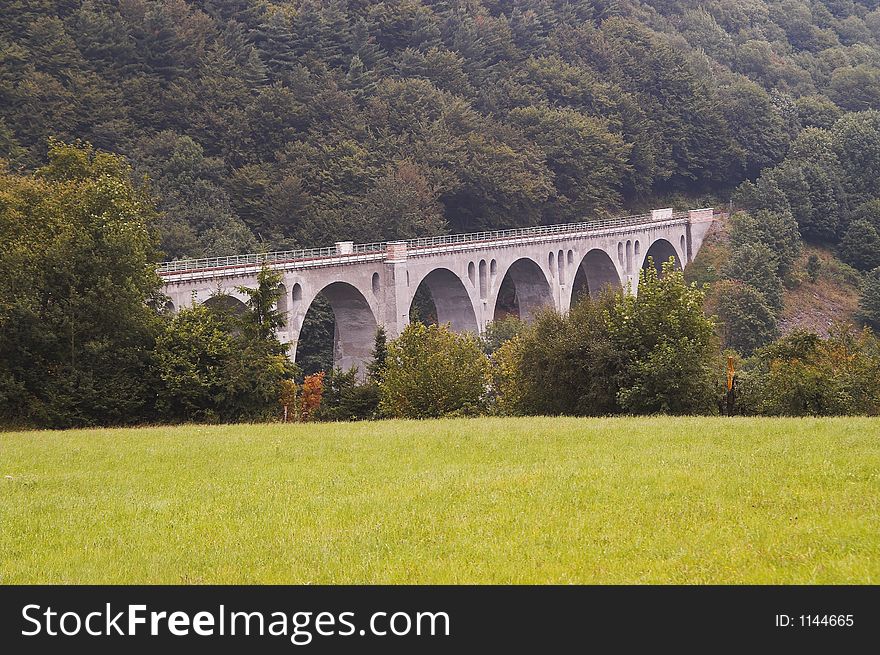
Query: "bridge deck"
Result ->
[[158, 209, 707, 282]]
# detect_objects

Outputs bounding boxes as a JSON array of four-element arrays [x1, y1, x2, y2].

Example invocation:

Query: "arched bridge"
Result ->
[[159, 207, 715, 372]]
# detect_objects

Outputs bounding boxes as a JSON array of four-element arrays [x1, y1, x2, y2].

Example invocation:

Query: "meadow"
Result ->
[[1, 417, 878, 584]]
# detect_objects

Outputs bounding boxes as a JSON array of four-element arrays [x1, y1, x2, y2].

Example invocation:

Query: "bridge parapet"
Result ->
[[157, 209, 706, 280]]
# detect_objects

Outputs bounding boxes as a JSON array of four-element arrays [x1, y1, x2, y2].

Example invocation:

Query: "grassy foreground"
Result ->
[[1, 417, 878, 584]]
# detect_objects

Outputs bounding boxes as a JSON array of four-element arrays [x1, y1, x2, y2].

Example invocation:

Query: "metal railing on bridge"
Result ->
[[157, 209, 695, 276]]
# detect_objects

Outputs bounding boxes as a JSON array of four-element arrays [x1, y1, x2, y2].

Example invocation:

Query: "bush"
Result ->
[[153, 270, 296, 423], [608, 259, 721, 415], [154, 305, 233, 423], [488, 335, 527, 416], [379, 323, 488, 418], [481, 316, 526, 355], [317, 367, 380, 421], [501, 292, 621, 416], [806, 253, 821, 283], [738, 327, 880, 416]]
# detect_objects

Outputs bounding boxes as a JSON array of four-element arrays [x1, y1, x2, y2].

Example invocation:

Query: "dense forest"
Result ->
[[3, 0, 880, 258], [5, 0, 880, 426]]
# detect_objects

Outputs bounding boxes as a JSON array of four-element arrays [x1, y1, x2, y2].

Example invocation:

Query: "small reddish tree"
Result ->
[[297, 372, 325, 421]]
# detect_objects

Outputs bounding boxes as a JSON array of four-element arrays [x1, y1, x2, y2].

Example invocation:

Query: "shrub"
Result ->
[[154, 305, 235, 423], [379, 323, 488, 418], [318, 367, 380, 421], [806, 253, 821, 282], [608, 259, 721, 415], [738, 327, 880, 416], [505, 292, 621, 416], [488, 334, 527, 416], [298, 372, 325, 422], [481, 316, 526, 355]]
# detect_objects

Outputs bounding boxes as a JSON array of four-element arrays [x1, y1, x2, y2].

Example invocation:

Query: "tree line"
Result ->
[[6, 0, 880, 258], [3, 141, 879, 428]]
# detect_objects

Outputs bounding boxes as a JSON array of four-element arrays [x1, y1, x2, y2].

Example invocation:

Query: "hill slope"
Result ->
[[1, 1, 879, 258]]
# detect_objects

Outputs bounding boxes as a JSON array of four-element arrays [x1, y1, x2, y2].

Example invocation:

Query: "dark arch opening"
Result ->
[[409, 268, 478, 333], [297, 282, 377, 376], [571, 249, 621, 301], [642, 239, 681, 276], [493, 258, 553, 322]]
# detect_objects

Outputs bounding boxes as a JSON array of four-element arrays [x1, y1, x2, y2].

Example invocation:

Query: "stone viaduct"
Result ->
[[159, 208, 715, 373]]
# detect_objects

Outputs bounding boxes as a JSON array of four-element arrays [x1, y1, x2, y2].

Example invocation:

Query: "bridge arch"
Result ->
[[569, 248, 621, 306], [410, 267, 479, 333], [203, 294, 248, 316], [295, 281, 378, 374], [641, 238, 682, 276], [491, 257, 553, 322]]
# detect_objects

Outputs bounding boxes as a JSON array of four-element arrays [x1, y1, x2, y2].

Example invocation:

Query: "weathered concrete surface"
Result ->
[[161, 208, 715, 373]]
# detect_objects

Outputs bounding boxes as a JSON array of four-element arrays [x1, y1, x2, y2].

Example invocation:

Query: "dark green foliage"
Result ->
[[724, 243, 784, 312], [296, 295, 335, 377], [795, 95, 842, 130], [317, 326, 387, 420], [504, 261, 720, 416], [132, 131, 257, 259], [316, 367, 380, 422], [728, 210, 801, 277], [481, 316, 526, 355], [408, 283, 437, 325], [858, 267, 880, 331], [152, 305, 235, 423], [608, 259, 720, 415], [839, 220, 880, 271], [718, 78, 789, 179], [708, 280, 779, 355], [507, 105, 631, 220], [509, 293, 622, 416], [154, 269, 296, 423], [832, 111, 880, 207], [806, 254, 821, 283], [237, 268, 288, 345], [848, 199, 880, 233], [366, 326, 387, 382], [8, 0, 880, 256], [0, 141, 162, 428]]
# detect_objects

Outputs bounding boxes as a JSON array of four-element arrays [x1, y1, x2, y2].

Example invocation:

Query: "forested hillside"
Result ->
[[7, 1, 880, 427], [3, 0, 880, 260]]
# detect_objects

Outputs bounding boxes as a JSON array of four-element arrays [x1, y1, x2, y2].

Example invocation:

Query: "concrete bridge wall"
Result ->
[[162, 208, 714, 373]]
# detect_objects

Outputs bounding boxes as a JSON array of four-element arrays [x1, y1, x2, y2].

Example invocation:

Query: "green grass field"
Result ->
[[1, 417, 878, 584]]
